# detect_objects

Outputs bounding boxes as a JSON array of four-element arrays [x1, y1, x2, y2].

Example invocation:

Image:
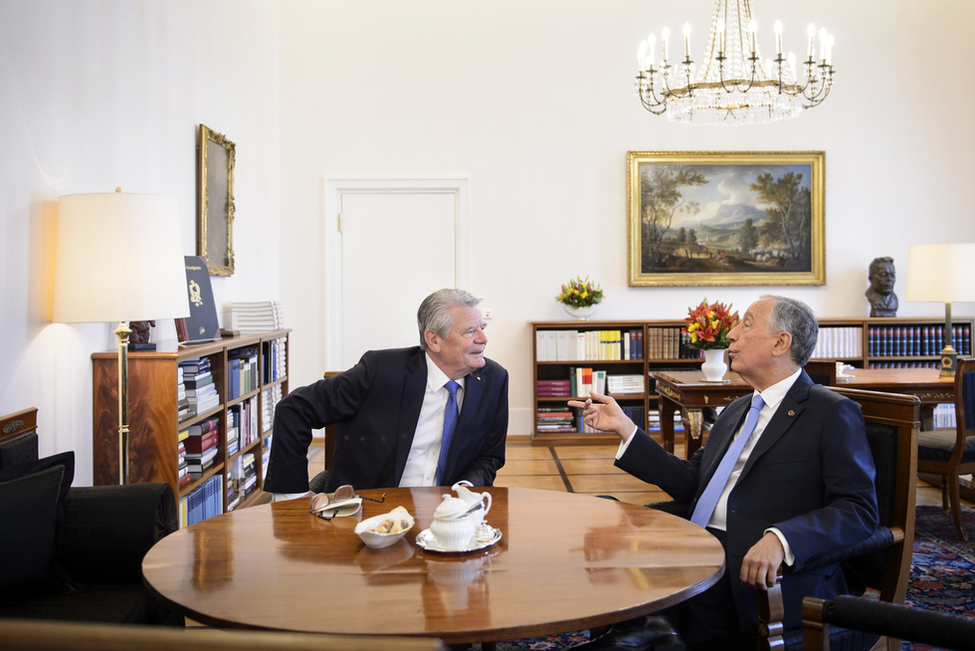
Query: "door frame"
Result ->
[[322, 177, 471, 369]]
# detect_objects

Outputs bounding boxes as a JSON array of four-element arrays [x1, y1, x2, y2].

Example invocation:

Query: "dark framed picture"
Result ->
[[198, 124, 236, 277], [627, 151, 825, 287]]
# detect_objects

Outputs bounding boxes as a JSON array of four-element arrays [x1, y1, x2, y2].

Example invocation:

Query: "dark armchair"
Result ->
[[0, 408, 183, 625], [916, 356, 975, 541], [759, 388, 919, 651], [801, 594, 975, 651]]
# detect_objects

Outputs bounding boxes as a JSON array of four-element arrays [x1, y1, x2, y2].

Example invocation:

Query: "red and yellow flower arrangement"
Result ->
[[682, 299, 739, 350]]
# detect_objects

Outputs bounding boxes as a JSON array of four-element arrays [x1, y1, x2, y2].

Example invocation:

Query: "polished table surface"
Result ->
[[653, 366, 953, 458], [142, 487, 725, 644]]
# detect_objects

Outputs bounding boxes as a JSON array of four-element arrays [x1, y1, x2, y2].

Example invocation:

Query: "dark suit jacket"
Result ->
[[264, 347, 508, 493], [616, 371, 878, 634]]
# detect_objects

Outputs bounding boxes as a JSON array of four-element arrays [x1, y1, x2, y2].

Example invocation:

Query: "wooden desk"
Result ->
[[654, 367, 953, 459], [143, 487, 724, 645]]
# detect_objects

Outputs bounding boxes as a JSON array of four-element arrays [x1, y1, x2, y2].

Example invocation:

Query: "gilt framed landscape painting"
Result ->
[[627, 151, 825, 287]]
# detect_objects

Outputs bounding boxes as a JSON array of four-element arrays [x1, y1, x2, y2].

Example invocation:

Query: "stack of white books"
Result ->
[[224, 301, 285, 334]]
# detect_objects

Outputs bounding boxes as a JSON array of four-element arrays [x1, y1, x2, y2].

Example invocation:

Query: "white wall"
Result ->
[[0, 0, 280, 484], [279, 0, 975, 437], [3, 1, 974, 484]]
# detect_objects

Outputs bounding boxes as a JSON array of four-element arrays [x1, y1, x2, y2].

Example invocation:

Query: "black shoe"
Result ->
[[575, 616, 685, 651]]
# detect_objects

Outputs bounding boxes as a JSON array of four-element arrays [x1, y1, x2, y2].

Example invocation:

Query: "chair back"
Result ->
[[952, 357, 975, 463], [803, 360, 837, 386], [759, 388, 919, 651], [0, 407, 39, 469], [828, 386, 918, 605]]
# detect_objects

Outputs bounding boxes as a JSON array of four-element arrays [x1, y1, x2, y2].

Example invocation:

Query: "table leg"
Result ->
[[683, 409, 705, 459], [659, 395, 676, 454]]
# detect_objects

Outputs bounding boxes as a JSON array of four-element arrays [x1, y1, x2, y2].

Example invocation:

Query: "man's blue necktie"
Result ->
[[436, 380, 460, 485], [690, 393, 766, 528]]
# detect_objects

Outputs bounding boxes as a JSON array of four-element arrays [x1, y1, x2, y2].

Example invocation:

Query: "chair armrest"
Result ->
[[58, 483, 177, 585], [803, 595, 975, 651], [794, 526, 895, 573]]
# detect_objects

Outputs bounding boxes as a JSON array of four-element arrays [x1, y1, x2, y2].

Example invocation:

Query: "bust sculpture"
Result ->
[[865, 257, 898, 317]]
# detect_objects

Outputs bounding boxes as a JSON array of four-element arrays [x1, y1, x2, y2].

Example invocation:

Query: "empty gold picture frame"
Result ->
[[198, 124, 236, 277]]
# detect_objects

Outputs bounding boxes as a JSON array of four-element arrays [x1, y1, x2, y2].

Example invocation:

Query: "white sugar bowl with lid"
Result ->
[[429, 484, 493, 550]]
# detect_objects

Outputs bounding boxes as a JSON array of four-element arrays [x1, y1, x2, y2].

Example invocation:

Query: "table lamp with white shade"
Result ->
[[53, 189, 190, 483], [905, 242, 975, 378]]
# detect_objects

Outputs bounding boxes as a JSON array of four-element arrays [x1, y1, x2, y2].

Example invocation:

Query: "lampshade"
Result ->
[[53, 192, 190, 323], [905, 243, 975, 304]]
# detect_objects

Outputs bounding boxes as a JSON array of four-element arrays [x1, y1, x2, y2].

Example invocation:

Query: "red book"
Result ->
[[184, 431, 219, 454]]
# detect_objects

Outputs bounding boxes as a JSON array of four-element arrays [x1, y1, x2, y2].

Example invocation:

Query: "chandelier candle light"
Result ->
[[635, 0, 834, 125]]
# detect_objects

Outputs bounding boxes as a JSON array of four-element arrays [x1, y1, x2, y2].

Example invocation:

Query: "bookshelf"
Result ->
[[92, 329, 290, 526], [530, 317, 973, 445]]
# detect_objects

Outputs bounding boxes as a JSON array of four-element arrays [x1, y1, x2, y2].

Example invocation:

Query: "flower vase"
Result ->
[[563, 305, 597, 321], [700, 348, 728, 382]]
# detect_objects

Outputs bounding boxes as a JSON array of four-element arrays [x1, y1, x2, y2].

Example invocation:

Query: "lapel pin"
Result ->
[[788, 410, 796, 417]]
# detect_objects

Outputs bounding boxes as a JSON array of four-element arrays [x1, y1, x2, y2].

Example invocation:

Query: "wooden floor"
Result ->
[[306, 439, 972, 509]]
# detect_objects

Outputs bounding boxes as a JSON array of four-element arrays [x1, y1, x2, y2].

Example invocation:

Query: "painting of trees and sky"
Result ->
[[628, 152, 825, 286]]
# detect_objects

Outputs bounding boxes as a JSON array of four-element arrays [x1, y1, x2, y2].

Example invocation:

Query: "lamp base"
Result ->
[[940, 346, 958, 378]]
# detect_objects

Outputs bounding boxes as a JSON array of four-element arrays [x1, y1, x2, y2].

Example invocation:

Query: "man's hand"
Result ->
[[566, 391, 635, 440], [740, 532, 785, 591]]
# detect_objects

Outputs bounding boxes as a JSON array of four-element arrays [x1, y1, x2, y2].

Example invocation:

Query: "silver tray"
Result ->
[[415, 524, 502, 553]]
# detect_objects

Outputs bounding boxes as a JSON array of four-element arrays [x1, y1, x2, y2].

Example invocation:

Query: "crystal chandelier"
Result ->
[[635, 0, 834, 125]]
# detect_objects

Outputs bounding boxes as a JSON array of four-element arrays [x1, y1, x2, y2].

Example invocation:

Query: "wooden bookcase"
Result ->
[[92, 329, 290, 524], [530, 317, 973, 445]]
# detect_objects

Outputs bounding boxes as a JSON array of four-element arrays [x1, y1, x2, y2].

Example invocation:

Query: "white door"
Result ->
[[323, 179, 470, 370]]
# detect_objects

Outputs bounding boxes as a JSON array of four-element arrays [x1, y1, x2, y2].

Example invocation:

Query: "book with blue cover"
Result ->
[[178, 255, 220, 343]]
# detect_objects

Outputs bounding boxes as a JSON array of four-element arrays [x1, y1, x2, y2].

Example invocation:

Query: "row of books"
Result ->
[[645, 327, 703, 360], [647, 410, 685, 433], [227, 346, 259, 400], [535, 329, 645, 362], [179, 475, 223, 528], [229, 398, 259, 449], [263, 338, 287, 384], [180, 416, 220, 478], [867, 325, 971, 358], [538, 370, 648, 399], [868, 361, 939, 370], [224, 301, 285, 335], [932, 403, 957, 430], [262, 385, 284, 433], [180, 357, 219, 418], [537, 406, 575, 433], [812, 326, 864, 360]]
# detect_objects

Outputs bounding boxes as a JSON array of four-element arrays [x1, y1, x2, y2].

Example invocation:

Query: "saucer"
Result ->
[[699, 378, 731, 383], [416, 524, 502, 553]]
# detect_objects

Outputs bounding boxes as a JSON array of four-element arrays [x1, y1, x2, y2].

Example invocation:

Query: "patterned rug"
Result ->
[[484, 505, 975, 651]]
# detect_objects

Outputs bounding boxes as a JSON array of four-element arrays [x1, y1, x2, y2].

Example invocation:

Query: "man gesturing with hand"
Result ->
[[570, 296, 878, 650]]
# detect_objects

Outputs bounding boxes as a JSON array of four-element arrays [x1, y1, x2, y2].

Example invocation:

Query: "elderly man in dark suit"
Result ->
[[264, 288, 508, 497], [571, 295, 878, 649]]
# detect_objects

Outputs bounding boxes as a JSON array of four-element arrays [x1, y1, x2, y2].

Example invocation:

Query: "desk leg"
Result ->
[[919, 404, 935, 432], [659, 396, 677, 454], [684, 409, 705, 459]]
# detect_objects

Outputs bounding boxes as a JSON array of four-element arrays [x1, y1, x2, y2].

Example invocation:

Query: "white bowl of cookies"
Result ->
[[354, 506, 416, 549]]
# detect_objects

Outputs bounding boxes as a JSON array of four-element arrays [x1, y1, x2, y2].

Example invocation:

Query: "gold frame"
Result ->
[[627, 151, 825, 287], [198, 124, 236, 277]]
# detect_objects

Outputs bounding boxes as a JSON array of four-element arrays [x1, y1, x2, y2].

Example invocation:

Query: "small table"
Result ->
[[654, 367, 954, 458], [143, 487, 725, 645]]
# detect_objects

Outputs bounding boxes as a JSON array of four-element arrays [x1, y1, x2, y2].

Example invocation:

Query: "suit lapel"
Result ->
[[393, 350, 428, 483], [739, 374, 811, 480], [699, 398, 751, 483]]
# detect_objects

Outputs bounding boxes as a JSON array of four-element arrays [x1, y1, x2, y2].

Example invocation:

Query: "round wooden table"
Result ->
[[143, 487, 725, 644]]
